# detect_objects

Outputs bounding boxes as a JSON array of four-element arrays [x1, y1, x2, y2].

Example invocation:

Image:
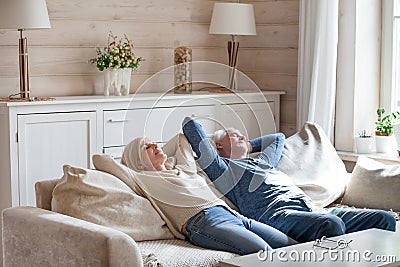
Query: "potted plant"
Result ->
[[355, 130, 373, 154], [375, 108, 396, 153], [89, 31, 143, 96]]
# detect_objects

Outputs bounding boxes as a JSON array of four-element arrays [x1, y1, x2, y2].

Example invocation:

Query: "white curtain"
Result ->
[[297, 0, 339, 141]]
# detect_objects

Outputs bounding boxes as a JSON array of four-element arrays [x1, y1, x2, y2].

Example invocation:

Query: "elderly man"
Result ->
[[182, 117, 396, 243]]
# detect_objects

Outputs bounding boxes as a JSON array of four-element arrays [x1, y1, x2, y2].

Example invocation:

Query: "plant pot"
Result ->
[[355, 137, 373, 154], [375, 134, 395, 153]]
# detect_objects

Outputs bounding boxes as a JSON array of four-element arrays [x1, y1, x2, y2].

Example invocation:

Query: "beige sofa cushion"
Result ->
[[52, 164, 174, 241], [35, 179, 60, 210], [341, 156, 400, 212], [277, 122, 348, 207]]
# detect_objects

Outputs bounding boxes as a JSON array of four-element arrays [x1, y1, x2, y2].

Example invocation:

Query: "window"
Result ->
[[382, 0, 400, 111], [393, 0, 400, 109]]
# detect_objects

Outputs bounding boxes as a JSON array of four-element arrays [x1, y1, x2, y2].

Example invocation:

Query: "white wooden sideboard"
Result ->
[[0, 90, 284, 209]]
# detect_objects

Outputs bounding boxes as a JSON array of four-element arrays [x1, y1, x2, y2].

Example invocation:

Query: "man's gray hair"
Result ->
[[212, 128, 241, 144]]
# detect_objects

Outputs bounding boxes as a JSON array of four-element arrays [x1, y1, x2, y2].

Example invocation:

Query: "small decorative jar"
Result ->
[[174, 46, 192, 94]]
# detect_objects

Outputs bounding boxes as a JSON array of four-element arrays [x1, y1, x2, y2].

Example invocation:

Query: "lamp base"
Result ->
[[227, 38, 239, 90], [19, 31, 30, 99]]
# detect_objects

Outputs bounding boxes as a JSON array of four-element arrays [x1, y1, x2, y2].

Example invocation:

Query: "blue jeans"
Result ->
[[264, 207, 397, 243], [184, 206, 297, 255]]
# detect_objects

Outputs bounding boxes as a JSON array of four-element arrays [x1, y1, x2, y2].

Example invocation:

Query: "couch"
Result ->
[[2, 123, 399, 267], [2, 178, 238, 267]]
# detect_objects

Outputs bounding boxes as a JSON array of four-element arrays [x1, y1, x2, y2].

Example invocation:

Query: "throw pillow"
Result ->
[[277, 122, 348, 207], [341, 156, 400, 212], [52, 164, 174, 241]]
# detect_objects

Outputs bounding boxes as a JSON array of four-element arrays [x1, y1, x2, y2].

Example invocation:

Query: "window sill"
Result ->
[[337, 150, 400, 164]]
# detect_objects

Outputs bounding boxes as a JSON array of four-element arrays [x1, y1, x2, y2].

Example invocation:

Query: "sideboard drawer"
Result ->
[[104, 108, 150, 147], [103, 105, 216, 147]]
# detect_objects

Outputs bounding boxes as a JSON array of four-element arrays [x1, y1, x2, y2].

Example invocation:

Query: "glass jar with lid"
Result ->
[[174, 46, 192, 94]]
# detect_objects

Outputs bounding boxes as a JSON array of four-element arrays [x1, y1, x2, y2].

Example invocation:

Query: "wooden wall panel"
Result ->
[[0, 0, 299, 134], [46, 0, 298, 24], [0, 23, 298, 49], [0, 47, 297, 75]]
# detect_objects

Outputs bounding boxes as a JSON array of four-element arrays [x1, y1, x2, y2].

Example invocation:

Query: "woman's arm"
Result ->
[[162, 133, 197, 171], [250, 133, 285, 168], [182, 117, 227, 181]]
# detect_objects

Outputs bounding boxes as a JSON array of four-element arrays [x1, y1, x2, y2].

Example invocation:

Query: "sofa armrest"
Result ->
[[2, 206, 143, 267]]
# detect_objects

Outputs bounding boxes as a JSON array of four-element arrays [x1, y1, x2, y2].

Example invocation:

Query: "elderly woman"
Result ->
[[121, 134, 296, 255]]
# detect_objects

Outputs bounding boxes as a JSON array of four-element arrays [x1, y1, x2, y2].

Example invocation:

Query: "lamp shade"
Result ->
[[209, 3, 256, 36], [0, 0, 51, 30]]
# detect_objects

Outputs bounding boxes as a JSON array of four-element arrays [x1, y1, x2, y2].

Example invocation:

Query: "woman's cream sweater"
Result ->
[[122, 134, 229, 239]]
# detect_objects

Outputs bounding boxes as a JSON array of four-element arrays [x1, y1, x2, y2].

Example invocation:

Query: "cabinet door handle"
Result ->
[[108, 119, 129, 123]]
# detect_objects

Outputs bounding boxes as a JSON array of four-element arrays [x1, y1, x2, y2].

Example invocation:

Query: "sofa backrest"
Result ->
[[35, 179, 60, 210]]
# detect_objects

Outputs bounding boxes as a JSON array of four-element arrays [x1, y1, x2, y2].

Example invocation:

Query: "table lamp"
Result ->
[[209, 2, 256, 90], [0, 0, 51, 99]]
